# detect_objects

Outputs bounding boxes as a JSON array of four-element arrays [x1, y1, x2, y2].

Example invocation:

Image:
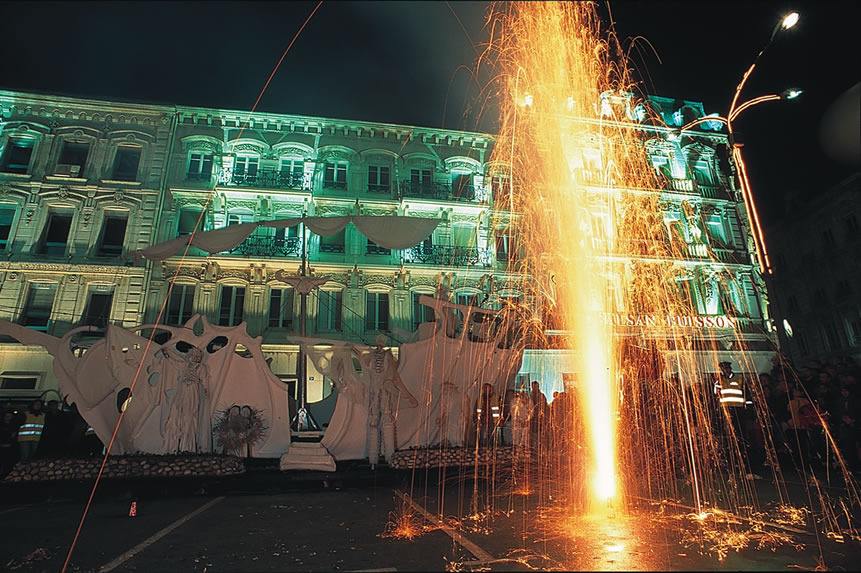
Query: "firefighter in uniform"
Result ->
[[17, 399, 45, 460]]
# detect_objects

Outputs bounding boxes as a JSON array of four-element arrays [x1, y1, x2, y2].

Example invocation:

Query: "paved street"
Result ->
[[2, 467, 860, 572]]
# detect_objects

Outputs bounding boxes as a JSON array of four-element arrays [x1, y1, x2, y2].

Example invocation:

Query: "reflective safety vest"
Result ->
[[18, 413, 45, 442], [717, 375, 745, 408]]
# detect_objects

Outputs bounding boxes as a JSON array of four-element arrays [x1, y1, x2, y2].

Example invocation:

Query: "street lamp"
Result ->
[[691, 12, 800, 358], [781, 12, 799, 30], [678, 12, 800, 277]]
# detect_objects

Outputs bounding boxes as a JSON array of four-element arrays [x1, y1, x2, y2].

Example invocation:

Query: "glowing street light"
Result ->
[[781, 12, 800, 30], [782, 88, 803, 100]]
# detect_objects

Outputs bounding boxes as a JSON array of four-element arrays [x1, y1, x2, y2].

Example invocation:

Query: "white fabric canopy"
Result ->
[[139, 216, 441, 261]]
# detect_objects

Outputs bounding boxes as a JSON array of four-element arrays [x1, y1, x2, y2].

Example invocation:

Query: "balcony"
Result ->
[[222, 169, 304, 190], [367, 183, 394, 196], [398, 181, 477, 203], [403, 245, 492, 267], [666, 178, 696, 193], [221, 235, 301, 258]]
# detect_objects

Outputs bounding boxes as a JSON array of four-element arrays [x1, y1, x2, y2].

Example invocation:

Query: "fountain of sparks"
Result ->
[[487, 0, 652, 513]]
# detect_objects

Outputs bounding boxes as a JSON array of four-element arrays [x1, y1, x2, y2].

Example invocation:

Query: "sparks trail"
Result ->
[[60, 3, 326, 571]]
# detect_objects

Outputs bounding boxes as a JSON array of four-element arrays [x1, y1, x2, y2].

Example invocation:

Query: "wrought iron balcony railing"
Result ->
[[223, 235, 301, 258], [403, 245, 492, 267], [225, 170, 304, 190], [398, 181, 477, 202], [322, 180, 348, 191]]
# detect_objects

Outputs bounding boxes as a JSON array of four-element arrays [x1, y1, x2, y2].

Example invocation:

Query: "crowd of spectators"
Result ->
[[0, 399, 102, 478], [756, 354, 860, 475]]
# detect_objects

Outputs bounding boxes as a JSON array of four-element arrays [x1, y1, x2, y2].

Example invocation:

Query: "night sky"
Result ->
[[1, 1, 856, 225]]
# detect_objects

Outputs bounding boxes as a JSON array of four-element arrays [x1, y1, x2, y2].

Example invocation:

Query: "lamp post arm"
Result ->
[[729, 94, 782, 123]]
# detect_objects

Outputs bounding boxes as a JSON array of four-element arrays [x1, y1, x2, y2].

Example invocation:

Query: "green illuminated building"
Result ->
[[0, 89, 776, 404]]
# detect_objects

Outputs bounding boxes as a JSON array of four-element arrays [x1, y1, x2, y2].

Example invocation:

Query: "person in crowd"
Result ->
[[511, 392, 531, 455], [529, 381, 548, 453], [66, 403, 89, 457], [500, 389, 517, 446], [39, 400, 68, 457], [832, 384, 859, 470], [786, 387, 816, 467], [17, 399, 45, 461], [474, 383, 498, 447], [0, 409, 20, 477]]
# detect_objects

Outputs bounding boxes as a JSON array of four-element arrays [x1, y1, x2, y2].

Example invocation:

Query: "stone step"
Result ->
[[279, 442, 336, 472]]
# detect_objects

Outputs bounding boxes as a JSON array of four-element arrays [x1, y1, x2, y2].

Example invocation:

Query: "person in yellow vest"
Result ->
[[17, 399, 45, 461]]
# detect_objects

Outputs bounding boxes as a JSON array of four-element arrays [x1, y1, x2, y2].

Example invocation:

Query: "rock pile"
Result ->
[[4, 454, 245, 483], [390, 446, 515, 469]]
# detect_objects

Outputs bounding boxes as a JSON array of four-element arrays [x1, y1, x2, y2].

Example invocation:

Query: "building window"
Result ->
[[0, 373, 39, 390], [234, 155, 259, 181], [97, 213, 128, 256], [324, 162, 348, 189], [178, 208, 204, 236], [367, 165, 390, 193], [39, 211, 73, 256], [787, 295, 800, 313], [319, 229, 345, 254], [268, 288, 294, 329], [797, 332, 810, 356], [836, 280, 852, 299], [226, 211, 254, 226], [1, 139, 34, 174], [19, 283, 57, 331], [57, 141, 89, 177], [366, 238, 390, 256], [82, 290, 114, 328], [218, 286, 245, 326], [822, 228, 836, 248], [456, 292, 479, 307], [412, 292, 435, 330], [365, 292, 389, 332], [692, 159, 713, 185], [451, 173, 474, 200], [166, 283, 195, 326], [845, 214, 859, 235], [317, 290, 342, 332], [280, 158, 304, 187], [188, 152, 213, 180], [0, 206, 16, 249], [411, 168, 432, 187], [112, 147, 142, 181], [495, 233, 516, 262]]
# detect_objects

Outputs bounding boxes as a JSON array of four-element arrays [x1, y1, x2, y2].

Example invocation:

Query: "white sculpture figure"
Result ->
[[359, 335, 418, 467], [160, 345, 209, 453]]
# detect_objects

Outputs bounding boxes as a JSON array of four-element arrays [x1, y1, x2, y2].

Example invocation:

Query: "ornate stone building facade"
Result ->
[[0, 91, 174, 400], [0, 89, 775, 403]]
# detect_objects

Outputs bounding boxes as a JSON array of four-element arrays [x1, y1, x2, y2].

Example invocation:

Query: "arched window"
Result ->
[[233, 152, 260, 184]]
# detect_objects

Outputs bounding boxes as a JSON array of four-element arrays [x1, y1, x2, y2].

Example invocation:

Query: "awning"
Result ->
[[138, 215, 442, 261]]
